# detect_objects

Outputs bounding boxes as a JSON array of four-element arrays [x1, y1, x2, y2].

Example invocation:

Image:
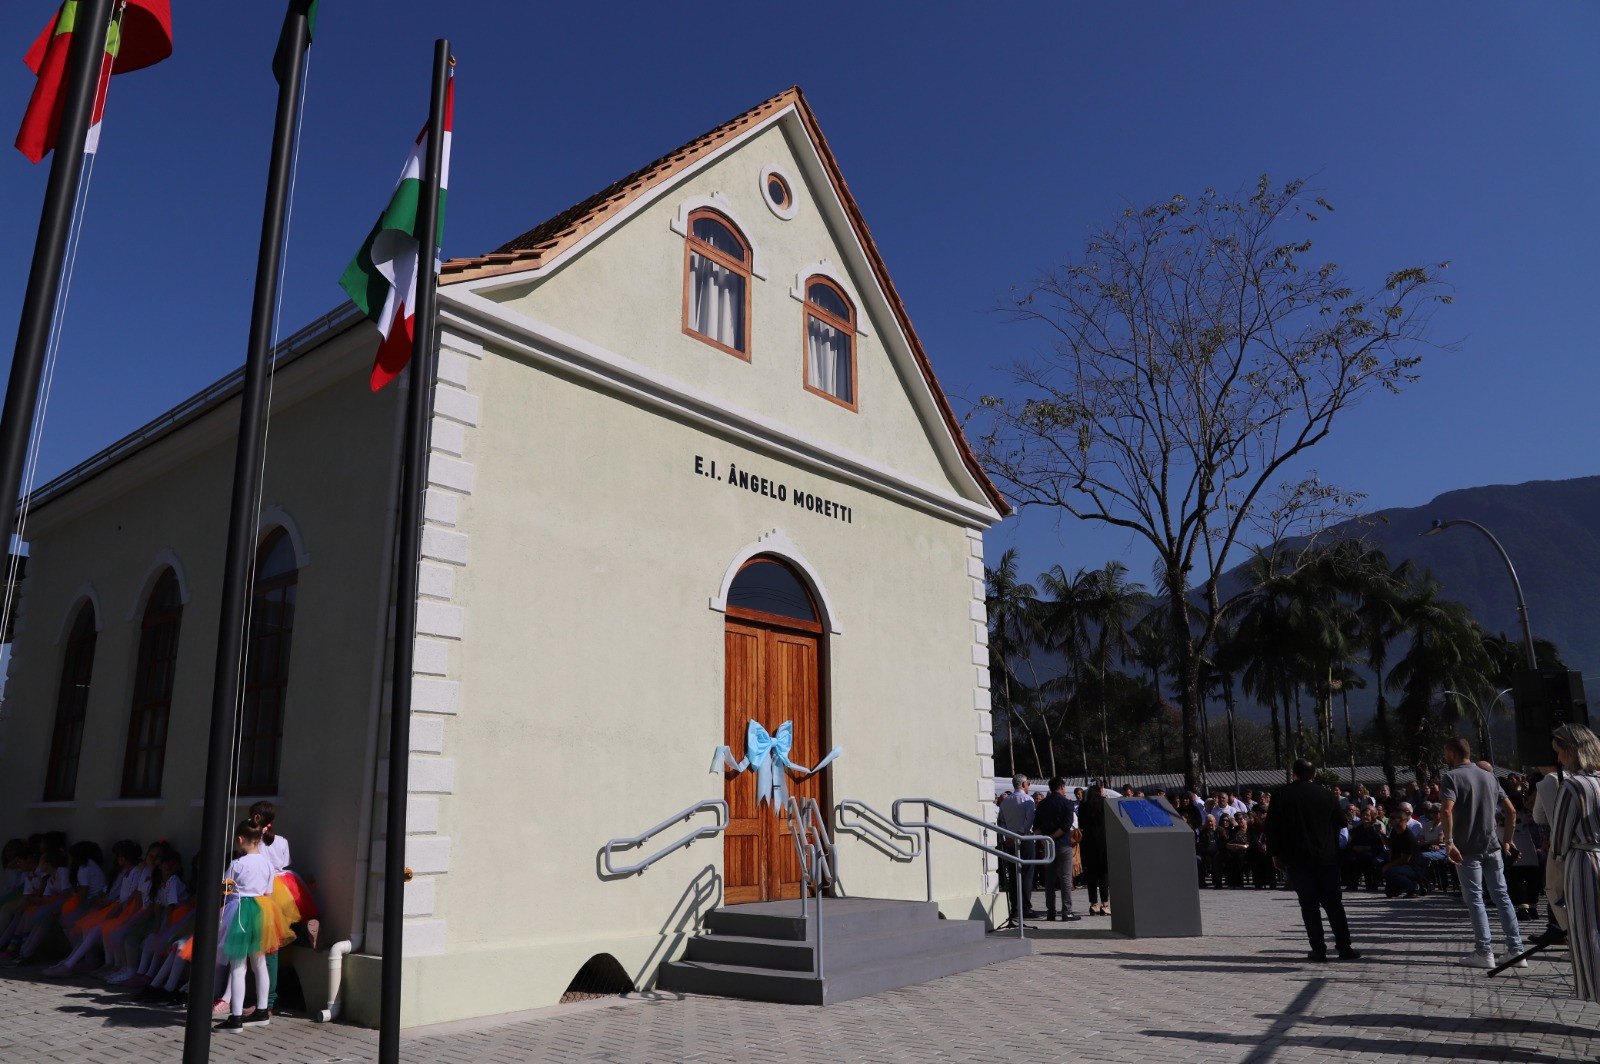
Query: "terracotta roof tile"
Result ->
[[440, 87, 1009, 517]]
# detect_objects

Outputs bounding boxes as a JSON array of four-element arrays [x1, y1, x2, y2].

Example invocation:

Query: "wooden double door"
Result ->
[[722, 617, 824, 904]]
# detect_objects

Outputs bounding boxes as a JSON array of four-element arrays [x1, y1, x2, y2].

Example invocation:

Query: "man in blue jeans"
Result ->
[[1439, 736, 1526, 969]]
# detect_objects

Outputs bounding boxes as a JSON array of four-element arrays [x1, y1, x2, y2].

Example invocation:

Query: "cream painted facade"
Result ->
[[0, 90, 1006, 1027]]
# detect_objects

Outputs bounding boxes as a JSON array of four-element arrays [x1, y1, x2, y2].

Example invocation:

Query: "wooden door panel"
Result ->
[[769, 632, 820, 901], [723, 625, 764, 904], [724, 617, 823, 904]]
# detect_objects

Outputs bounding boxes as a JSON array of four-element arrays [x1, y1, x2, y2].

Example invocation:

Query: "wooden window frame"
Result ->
[[119, 569, 183, 798], [43, 605, 97, 801], [801, 277, 858, 412], [765, 173, 792, 211], [682, 208, 753, 361], [238, 530, 298, 797]]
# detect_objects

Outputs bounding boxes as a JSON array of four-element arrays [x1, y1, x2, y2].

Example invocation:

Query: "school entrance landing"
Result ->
[[1, 888, 1595, 1063]]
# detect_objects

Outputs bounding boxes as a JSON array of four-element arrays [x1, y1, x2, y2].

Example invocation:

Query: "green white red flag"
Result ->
[[339, 76, 454, 392], [15, 0, 172, 163]]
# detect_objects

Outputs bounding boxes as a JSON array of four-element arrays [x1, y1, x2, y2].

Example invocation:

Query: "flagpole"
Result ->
[[0, 0, 113, 554], [380, 38, 451, 1064], [181, 2, 315, 1059]]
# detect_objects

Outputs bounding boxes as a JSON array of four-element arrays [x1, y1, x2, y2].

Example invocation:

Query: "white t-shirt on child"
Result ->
[[264, 836, 291, 875], [77, 862, 107, 896], [228, 853, 273, 898], [42, 867, 71, 896], [156, 874, 188, 907]]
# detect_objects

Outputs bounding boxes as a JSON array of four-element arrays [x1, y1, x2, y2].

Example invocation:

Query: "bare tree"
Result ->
[[977, 176, 1451, 793]]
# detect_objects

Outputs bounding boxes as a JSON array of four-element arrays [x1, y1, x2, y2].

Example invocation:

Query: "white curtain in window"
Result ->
[[689, 252, 744, 349], [807, 315, 852, 402]]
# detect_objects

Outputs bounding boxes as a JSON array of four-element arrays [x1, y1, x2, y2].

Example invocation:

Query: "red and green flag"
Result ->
[[15, 0, 172, 163], [339, 76, 454, 392]]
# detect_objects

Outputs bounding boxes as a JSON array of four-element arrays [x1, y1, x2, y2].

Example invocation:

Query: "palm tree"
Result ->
[[1129, 606, 1172, 769], [1034, 563, 1097, 778], [1231, 549, 1300, 770], [984, 549, 1042, 777], [1351, 548, 1411, 788], [1387, 573, 1494, 782], [1081, 562, 1145, 777]]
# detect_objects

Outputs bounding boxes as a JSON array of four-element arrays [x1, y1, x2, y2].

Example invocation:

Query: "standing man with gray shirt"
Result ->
[[997, 775, 1040, 921], [1440, 736, 1526, 968]]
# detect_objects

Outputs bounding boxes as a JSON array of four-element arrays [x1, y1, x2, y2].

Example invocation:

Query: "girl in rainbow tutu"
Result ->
[[215, 814, 291, 1033]]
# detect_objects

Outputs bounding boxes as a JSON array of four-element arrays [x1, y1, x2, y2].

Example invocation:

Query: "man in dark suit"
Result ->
[[1034, 776, 1082, 921], [1267, 758, 1362, 962]]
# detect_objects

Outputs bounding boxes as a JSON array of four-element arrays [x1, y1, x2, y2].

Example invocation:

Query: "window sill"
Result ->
[[188, 795, 282, 808], [95, 798, 167, 809], [25, 800, 78, 809]]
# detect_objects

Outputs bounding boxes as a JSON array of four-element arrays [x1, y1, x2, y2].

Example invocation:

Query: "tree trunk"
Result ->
[[1341, 675, 1355, 791], [1167, 573, 1205, 794], [1151, 665, 1167, 770], [1002, 671, 1016, 778], [1269, 699, 1283, 769], [1375, 688, 1397, 789]]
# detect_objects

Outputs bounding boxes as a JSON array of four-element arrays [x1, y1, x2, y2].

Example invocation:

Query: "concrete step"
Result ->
[[659, 932, 1031, 1005], [703, 896, 939, 941], [684, 915, 990, 972]]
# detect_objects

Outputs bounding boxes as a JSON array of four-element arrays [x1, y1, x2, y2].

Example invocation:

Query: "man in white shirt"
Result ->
[[997, 775, 1039, 920]]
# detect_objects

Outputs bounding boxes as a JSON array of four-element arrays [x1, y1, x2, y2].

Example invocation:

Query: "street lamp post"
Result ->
[[1421, 518, 1537, 669], [1445, 687, 1513, 766]]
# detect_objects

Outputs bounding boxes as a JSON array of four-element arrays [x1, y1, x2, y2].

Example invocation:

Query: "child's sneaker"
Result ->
[[214, 1014, 245, 1034], [211, 997, 230, 1016], [240, 1009, 271, 1028]]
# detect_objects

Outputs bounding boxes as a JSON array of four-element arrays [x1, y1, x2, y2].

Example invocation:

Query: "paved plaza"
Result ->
[[1, 887, 1596, 1063]]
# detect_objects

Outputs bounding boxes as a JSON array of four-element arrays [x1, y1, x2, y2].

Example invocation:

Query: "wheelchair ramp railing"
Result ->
[[602, 799, 729, 877], [892, 797, 1054, 940], [785, 795, 838, 977]]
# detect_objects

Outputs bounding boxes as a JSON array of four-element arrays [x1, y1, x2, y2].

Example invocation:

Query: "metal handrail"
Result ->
[[892, 797, 1055, 940], [602, 799, 729, 876], [837, 799, 922, 860], [785, 796, 837, 977]]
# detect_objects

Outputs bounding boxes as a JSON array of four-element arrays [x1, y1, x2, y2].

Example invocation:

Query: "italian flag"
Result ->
[[15, 0, 172, 164], [339, 76, 454, 392]]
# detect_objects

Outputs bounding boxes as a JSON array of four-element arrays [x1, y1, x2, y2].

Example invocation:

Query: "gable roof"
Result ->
[[441, 87, 1009, 517]]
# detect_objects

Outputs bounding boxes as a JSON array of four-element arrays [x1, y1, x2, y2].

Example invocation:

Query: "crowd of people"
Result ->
[[993, 724, 1600, 1004], [0, 801, 319, 1033]]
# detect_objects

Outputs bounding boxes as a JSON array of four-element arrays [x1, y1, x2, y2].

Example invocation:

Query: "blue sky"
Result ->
[[0, 3, 1595, 586]]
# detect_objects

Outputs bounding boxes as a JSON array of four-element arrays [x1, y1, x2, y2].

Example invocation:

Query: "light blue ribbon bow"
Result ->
[[713, 720, 842, 807]]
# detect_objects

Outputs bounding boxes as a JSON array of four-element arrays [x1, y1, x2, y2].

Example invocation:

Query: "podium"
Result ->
[[1104, 795, 1203, 938]]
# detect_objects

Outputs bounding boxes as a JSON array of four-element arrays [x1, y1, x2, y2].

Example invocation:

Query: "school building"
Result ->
[[0, 87, 1010, 1025]]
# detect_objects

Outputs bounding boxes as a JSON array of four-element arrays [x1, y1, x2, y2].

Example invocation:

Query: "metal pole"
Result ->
[[1427, 519, 1537, 669], [1015, 861, 1025, 940], [379, 41, 451, 1064], [0, 0, 112, 555], [183, 5, 312, 1058]]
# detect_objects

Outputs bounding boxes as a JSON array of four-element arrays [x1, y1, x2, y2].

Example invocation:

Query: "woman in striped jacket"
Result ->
[[1551, 723, 1600, 1002]]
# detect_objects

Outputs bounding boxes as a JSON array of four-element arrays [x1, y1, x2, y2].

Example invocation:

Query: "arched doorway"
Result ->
[[722, 556, 827, 904]]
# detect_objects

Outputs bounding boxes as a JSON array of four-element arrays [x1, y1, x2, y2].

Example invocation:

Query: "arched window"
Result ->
[[239, 529, 298, 795], [803, 278, 856, 409], [683, 210, 751, 358], [726, 557, 820, 632], [120, 568, 183, 798], [43, 603, 97, 801]]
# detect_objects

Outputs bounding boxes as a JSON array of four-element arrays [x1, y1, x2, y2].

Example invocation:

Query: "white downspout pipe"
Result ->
[[317, 374, 408, 1024]]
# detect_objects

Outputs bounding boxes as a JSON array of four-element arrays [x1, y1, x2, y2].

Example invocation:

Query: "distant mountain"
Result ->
[[1220, 474, 1600, 723], [1315, 475, 1600, 679]]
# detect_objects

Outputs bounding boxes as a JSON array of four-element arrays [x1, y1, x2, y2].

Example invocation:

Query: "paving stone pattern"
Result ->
[[1, 888, 1596, 1062]]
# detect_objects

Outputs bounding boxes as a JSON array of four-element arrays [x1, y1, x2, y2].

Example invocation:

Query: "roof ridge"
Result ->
[[441, 87, 1009, 517], [445, 88, 801, 280]]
